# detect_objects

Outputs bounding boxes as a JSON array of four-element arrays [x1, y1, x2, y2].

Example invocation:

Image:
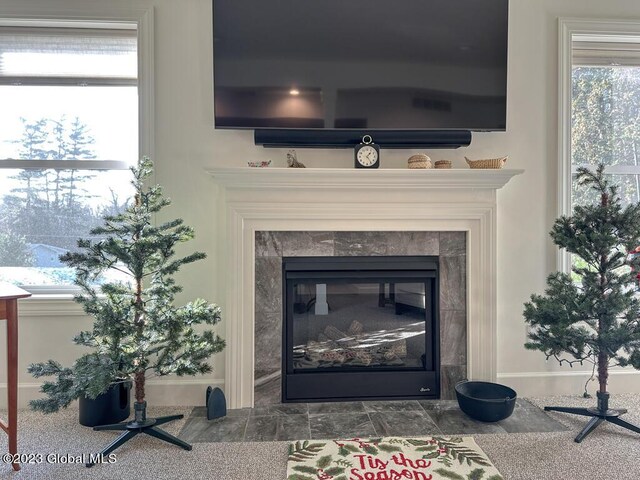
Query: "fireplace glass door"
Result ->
[[283, 256, 439, 402], [290, 280, 430, 371]]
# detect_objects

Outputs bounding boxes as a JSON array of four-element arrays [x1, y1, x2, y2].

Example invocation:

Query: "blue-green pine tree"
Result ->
[[524, 165, 640, 395], [28, 157, 225, 412]]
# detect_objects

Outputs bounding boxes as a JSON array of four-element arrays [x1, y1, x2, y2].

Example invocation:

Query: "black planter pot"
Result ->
[[79, 381, 131, 427], [455, 381, 517, 422]]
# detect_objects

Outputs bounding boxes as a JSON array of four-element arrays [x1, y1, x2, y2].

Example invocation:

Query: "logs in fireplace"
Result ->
[[282, 256, 440, 402]]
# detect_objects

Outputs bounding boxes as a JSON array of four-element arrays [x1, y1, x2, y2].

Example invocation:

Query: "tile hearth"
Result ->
[[178, 399, 567, 443]]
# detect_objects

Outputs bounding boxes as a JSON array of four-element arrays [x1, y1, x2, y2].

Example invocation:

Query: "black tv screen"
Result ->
[[213, 0, 508, 131]]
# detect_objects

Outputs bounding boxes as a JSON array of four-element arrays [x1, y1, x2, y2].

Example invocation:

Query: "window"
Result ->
[[558, 20, 640, 272], [0, 22, 140, 290], [571, 36, 640, 207]]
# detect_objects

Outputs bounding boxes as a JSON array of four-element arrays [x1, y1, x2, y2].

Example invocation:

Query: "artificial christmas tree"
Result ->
[[524, 164, 640, 443], [28, 157, 225, 464]]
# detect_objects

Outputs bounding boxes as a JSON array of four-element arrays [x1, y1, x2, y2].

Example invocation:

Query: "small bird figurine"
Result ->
[[286, 149, 305, 168]]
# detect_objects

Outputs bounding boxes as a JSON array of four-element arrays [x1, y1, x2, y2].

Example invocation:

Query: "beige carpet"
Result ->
[[0, 394, 638, 479]]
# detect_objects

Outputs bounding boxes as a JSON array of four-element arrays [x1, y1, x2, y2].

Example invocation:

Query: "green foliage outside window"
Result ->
[[572, 67, 640, 207]]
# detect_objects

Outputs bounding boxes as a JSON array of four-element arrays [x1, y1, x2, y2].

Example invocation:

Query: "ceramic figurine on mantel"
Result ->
[[247, 160, 272, 168], [286, 149, 306, 168]]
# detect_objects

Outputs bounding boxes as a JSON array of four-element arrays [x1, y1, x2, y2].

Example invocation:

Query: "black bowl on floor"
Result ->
[[455, 381, 517, 422]]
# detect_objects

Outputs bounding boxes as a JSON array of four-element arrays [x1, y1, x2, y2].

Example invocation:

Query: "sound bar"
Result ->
[[254, 129, 472, 149]]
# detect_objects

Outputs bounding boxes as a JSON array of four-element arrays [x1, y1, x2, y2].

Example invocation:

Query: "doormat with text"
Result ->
[[287, 436, 503, 480]]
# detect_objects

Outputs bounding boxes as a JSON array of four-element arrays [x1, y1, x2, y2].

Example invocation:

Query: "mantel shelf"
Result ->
[[207, 167, 524, 190]]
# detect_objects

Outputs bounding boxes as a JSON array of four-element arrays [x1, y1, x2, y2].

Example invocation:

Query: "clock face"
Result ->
[[356, 145, 379, 167]]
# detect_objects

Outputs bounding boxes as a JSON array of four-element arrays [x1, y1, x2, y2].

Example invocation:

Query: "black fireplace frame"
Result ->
[[282, 256, 440, 403]]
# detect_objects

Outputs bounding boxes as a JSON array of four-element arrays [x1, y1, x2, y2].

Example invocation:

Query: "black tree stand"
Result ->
[[545, 391, 640, 443], [86, 401, 191, 467]]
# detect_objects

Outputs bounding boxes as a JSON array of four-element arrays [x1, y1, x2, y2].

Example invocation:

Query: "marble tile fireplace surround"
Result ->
[[255, 230, 465, 404], [209, 167, 522, 409]]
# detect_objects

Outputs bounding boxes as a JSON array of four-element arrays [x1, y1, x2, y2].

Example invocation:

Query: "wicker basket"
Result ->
[[434, 160, 452, 169], [465, 156, 508, 169], [407, 154, 432, 169]]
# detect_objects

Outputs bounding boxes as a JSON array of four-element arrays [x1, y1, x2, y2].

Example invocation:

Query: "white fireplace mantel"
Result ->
[[208, 167, 524, 190], [208, 167, 523, 408]]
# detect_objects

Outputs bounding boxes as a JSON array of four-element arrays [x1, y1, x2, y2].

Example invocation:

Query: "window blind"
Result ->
[[573, 37, 640, 67], [0, 26, 137, 85]]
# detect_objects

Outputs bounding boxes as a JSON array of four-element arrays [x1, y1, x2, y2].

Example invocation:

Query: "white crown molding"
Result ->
[[210, 168, 521, 408], [207, 167, 524, 190]]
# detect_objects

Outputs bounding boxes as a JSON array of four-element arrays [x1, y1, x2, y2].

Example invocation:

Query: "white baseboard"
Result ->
[[0, 379, 225, 409], [497, 370, 640, 397], [7, 371, 638, 408]]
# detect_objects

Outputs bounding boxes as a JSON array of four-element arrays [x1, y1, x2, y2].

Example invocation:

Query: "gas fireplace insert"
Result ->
[[282, 256, 440, 402]]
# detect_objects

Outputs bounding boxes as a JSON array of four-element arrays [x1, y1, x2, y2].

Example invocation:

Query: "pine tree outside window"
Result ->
[[0, 21, 141, 292]]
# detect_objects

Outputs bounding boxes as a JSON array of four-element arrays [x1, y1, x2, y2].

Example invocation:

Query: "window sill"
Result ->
[[22, 286, 80, 296], [18, 293, 86, 317]]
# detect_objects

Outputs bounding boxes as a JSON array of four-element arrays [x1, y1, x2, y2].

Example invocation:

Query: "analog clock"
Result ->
[[354, 135, 380, 169]]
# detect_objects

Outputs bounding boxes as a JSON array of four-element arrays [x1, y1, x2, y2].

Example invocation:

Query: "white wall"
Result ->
[[2, 0, 640, 407], [496, 0, 640, 395]]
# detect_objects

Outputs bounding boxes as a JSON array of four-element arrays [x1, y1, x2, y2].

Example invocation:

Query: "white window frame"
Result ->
[[558, 18, 640, 272], [0, 2, 154, 295]]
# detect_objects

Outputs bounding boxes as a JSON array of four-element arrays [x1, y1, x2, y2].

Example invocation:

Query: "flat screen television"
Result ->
[[213, 0, 508, 141]]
